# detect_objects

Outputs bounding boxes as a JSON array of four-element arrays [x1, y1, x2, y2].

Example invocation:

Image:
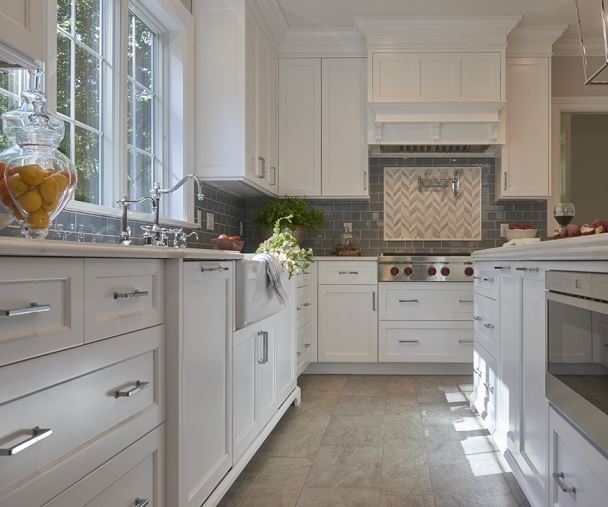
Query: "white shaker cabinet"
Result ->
[[276, 277, 296, 404], [318, 285, 378, 362], [278, 58, 322, 196], [321, 58, 368, 198], [497, 58, 551, 199], [279, 57, 368, 198], [0, 0, 47, 68]]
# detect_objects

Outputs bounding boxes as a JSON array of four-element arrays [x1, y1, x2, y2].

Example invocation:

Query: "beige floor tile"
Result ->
[[384, 414, 424, 443], [306, 445, 383, 488], [264, 419, 329, 458], [419, 403, 475, 426], [243, 457, 313, 507], [335, 395, 386, 416], [342, 378, 388, 397], [380, 494, 436, 507], [299, 374, 348, 393], [433, 492, 520, 507], [296, 487, 381, 507], [217, 469, 259, 507], [386, 395, 420, 415], [381, 442, 433, 496], [323, 415, 385, 445]]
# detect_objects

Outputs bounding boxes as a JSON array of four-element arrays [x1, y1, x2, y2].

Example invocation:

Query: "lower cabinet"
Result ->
[[233, 313, 278, 460], [44, 425, 164, 507], [472, 343, 497, 433], [549, 407, 608, 507], [318, 284, 378, 362]]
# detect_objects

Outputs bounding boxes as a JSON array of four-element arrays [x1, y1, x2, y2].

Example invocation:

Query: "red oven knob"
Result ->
[[390, 266, 400, 276], [465, 266, 474, 277], [404, 266, 413, 276], [428, 266, 437, 276], [441, 266, 450, 276]]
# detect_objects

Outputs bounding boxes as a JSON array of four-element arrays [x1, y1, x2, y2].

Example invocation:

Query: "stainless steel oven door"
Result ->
[[546, 290, 608, 455]]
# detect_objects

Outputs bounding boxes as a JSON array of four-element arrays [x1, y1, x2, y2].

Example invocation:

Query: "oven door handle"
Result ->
[[547, 291, 608, 315]]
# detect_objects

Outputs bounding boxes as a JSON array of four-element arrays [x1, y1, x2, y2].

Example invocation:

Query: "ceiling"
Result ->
[[276, 0, 603, 41]]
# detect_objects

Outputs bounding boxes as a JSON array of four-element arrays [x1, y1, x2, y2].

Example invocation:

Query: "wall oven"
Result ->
[[546, 271, 608, 455]]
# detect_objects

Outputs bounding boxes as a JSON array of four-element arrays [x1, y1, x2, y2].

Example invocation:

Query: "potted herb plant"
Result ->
[[252, 197, 325, 242]]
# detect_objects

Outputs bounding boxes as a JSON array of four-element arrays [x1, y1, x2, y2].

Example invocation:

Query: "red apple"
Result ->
[[228, 235, 241, 241]]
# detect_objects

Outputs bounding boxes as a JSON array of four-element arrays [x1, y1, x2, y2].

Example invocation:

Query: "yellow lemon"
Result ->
[[27, 209, 50, 229], [50, 173, 69, 192], [8, 174, 29, 197], [40, 177, 60, 203], [18, 164, 46, 186], [41, 198, 59, 213], [18, 189, 43, 213]]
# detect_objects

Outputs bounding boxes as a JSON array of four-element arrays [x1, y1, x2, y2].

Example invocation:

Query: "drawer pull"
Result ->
[[458, 299, 474, 303], [0, 426, 52, 456], [134, 499, 150, 507], [258, 331, 269, 364], [494, 266, 508, 270], [473, 275, 481, 280], [114, 380, 150, 398], [297, 351, 302, 357], [473, 316, 482, 321], [399, 339, 420, 344], [553, 472, 576, 495], [0, 302, 50, 317], [515, 267, 540, 272], [304, 343, 311, 348], [483, 382, 495, 394], [302, 303, 312, 307], [482, 277, 495, 282], [201, 265, 229, 272], [458, 339, 474, 344], [297, 306, 302, 311], [113, 290, 148, 300], [338, 271, 359, 275], [399, 299, 419, 303], [483, 322, 495, 329]]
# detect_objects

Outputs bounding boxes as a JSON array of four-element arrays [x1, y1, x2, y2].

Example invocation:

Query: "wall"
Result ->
[[552, 56, 608, 96], [245, 157, 547, 256], [570, 113, 608, 223], [0, 183, 245, 249]]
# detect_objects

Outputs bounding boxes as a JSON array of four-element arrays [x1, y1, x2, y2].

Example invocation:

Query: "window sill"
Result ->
[[65, 200, 201, 230]]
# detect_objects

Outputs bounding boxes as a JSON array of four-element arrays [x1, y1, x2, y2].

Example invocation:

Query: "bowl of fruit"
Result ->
[[212, 234, 244, 252], [504, 224, 537, 241]]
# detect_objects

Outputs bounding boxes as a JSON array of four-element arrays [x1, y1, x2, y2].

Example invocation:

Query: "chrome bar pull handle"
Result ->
[[0, 427, 53, 456], [458, 339, 474, 344], [372, 291, 376, 311], [302, 303, 312, 307], [263, 331, 269, 364], [134, 499, 150, 507], [483, 322, 495, 329], [473, 315, 482, 321], [113, 290, 148, 300], [201, 266, 229, 272], [398, 339, 420, 344], [458, 299, 474, 303], [399, 299, 419, 303], [338, 271, 359, 275], [553, 472, 576, 495], [304, 343, 311, 348], [114, 380, 150, 398], [363, 171, 368, 190], [1, 302, 50, 317]]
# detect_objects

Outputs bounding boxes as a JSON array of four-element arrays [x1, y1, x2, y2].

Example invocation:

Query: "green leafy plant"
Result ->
[[252, 197, 325, 231], [256, 215, 313, 278]]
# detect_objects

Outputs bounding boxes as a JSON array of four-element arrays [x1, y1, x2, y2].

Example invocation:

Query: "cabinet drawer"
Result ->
[[549, 407, 608, 507], [44, 425, 163, 507], [380, 282, 473, 321], [474, 294, 498, 356], [296, 285, 313, 328], [0, 258, 84, 367], [0, 326, 164, 506], [318, 261, 377, 285], [473, 266, 498, 300], [84, 259, 164, 341], [379, 321, 473, 363], [296, 270, 313, 288]]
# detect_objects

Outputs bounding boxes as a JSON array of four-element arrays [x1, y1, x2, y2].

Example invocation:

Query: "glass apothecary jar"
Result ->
[[0, 86, 77, 239]]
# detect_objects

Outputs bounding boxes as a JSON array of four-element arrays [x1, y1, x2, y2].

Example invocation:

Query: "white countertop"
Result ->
[[0, 237, 244, 260], [313, 256, 378, 261], [472, 234, 608, 262]]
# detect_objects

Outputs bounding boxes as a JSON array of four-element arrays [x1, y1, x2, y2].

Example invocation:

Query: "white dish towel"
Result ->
[[253, 253, 288, 305]]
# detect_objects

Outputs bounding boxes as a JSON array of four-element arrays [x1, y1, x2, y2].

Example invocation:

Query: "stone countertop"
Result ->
[[0, 237, 244, 260], [472, 234, 608, 262], [312, 256, 378, 261]]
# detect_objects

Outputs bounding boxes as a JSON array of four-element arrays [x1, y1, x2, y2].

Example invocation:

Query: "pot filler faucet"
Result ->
[[117, 174, 205, 247]]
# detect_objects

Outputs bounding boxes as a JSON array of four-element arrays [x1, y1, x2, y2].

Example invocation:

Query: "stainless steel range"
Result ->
[[378, 254, 475, 282]]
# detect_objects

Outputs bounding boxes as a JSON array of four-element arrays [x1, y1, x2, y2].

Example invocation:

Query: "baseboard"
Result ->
[[503, 449, 543, 507], [303, 362, 472, 375], [203, 386, 302, 507]]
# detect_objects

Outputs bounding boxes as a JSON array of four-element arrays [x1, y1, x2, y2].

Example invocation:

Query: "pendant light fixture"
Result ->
[[575, 0, 608, 84]]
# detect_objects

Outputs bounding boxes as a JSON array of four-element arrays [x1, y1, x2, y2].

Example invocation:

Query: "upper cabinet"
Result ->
[[279, 57, 369, 199], [194, 0, 279, 197], [0, 0, 47, 68], [496, 57, 551, 200], [371, 52, 502, 102]]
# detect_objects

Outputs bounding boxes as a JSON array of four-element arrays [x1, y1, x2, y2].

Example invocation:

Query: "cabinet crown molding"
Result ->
[[507, 25, 568, 57], [280, 27, 365, 57]]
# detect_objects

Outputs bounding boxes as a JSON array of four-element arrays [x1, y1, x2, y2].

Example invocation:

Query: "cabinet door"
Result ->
[[267, 46, 279, 190], [520, 270, 549, 506], [500, 58, 550, 198], [278, 58, 321, 196], [318, 285, 378, 362], [255, 29, 271, 190], [0, 0, 47, 66], [245, 12, 259, 184], [181, 262, 232, 507], [233, 326, 257, 460], [276, 279, 296, 405], [321, 58, 368, 197], [372, 53, 420, 101], [255, 316, 277, 429]]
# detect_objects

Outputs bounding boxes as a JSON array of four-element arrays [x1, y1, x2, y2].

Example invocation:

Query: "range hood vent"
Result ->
[[370, 144, 491, 155]]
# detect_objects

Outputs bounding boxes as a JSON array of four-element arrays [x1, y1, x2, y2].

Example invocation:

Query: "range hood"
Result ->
[[369, 144, 498, 156], [355, 16, 521, 147]]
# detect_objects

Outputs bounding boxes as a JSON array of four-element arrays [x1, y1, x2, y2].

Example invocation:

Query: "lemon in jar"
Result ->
[[27, 208, 50, 229], [8, 174, 29, 197], [39, 177, 60, 203], [18, 189, 43, 212], [18, 164, 46, 186]]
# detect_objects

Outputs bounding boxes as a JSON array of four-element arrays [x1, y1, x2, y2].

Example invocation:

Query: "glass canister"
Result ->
[[0, 86, 77, 238]]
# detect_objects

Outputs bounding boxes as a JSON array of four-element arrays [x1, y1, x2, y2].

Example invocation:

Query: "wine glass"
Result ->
[[553, 203, 576, 227]]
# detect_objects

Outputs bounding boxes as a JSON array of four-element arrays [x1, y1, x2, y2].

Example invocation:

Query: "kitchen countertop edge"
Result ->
[[312, 256, 378, 261]]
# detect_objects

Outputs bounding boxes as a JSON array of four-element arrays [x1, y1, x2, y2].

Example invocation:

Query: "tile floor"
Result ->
[[218, 374, 530, 507]]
